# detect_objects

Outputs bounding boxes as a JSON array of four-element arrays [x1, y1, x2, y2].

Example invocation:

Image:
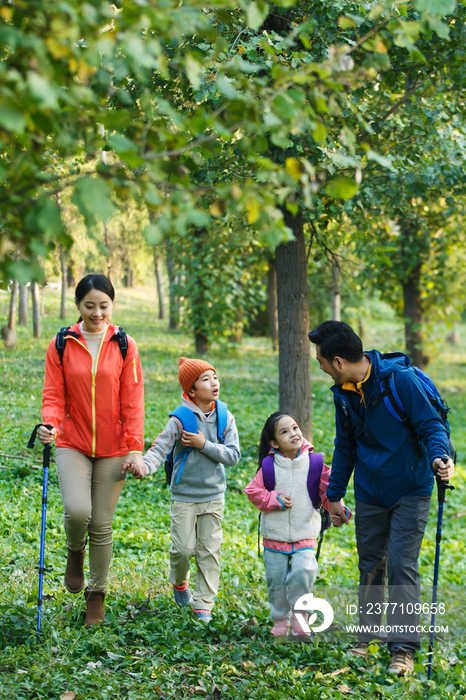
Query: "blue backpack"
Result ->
[[378, 367, 455, 462], [164, 400, 228, 486]]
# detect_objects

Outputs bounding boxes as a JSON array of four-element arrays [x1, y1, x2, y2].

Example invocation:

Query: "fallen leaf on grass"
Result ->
[[336, 684, 358, 695], [212, 680, 221, 699], [60, 692, 77, 700], [323, 667, 350, 677]]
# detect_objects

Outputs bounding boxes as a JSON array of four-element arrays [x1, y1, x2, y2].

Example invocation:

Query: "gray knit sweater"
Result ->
[[143, 395, 241, 503]]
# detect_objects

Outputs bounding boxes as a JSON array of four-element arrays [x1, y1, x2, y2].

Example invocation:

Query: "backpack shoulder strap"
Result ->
[[261, 455, 275, 491], [110, 326, 128, 361], [169, 405, 198, 434], [215, 400, 228, 443], [379, 372, 407, 423], [55, 326, 80, 366], [307, 452, 324, 510]]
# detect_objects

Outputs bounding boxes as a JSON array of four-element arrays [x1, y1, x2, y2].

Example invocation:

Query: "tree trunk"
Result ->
[[447, 325, 459, 346], [166, 250, 179, 329], [59, 243, 67, 319], [228, 312, 243, 343], [31, 281, 41, 339], [275, 208, 312, 440], [332, 262, 341, 321], [403, 264, 427, 367], [8, 281, 18, 331], [192, 229, 209, 354], [18, 285, 28, 325], [153, 249, 166, 320], [103, 221, 112, 280], [267, 258, 279, 350], [195, 333, 208, 354]]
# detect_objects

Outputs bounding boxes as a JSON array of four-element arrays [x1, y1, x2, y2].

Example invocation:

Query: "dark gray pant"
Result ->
[[355, 496, 431, 655]]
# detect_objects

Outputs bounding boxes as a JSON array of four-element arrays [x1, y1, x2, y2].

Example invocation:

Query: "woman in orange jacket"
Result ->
[[38, 274, 145, 627]]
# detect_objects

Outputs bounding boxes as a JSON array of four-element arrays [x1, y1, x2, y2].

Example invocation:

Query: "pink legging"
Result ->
[[55, 447, 127, 591]]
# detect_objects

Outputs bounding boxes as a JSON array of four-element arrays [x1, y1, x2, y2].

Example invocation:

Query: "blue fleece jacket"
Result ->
[[327, 350, 450, 508]]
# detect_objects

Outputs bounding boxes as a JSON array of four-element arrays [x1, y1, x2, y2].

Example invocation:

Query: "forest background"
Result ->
[[2, 0, 466, 697]]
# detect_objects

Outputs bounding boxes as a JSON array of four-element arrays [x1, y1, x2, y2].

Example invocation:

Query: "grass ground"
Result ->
[[0, 286, 465, 699]]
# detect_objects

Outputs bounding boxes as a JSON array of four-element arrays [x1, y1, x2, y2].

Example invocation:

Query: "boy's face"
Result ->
[[189, 369, 220, 406]]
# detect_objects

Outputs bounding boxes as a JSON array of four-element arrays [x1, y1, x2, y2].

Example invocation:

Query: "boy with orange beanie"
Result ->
[[127, 357, 240, 621]]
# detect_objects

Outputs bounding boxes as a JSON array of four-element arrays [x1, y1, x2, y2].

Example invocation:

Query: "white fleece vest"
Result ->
[[260, 451, 322, 542]]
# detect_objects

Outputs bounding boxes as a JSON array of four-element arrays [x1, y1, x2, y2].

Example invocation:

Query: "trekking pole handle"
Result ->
[[435, 455, 455, 504]]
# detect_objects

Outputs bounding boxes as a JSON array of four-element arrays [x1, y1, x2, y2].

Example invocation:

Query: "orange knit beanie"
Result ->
[[178, 357, 216, 394]]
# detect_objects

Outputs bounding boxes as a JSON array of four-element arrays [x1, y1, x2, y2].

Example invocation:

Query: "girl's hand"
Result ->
[[181, 430, 206, 450], [122, 454, 147, 479], [37, 425, 56, 444], [329, 500, 349, 527], [280, 495, 293, 509]]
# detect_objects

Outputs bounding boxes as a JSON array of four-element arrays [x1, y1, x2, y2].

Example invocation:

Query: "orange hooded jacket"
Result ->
[[42, 322, 144, 458]]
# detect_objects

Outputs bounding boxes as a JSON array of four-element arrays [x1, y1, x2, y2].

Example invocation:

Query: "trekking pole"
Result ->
[[426, 457, 454, 679], [27, 424, 53, 641]]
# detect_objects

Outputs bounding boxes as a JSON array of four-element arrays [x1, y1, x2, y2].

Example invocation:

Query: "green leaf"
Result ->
[[27, 72, 59, 110], [99, 110, 132, 130], [143, 224, 164, 245], [312, 122, 326, 144], [415, 0, 456, 14], [108, 133, 138, 154], [246, 1, 269, 31], [426, 15, 450, 39], [325, 177, 358, 199], [338, 16, 356, 28], [367, 149, 396, 171], [0, 164, 8, 183], [36, 198, 65, 238], [185, 53, 204, 89], [72, 177, 117, 226], [8, 258, 44, 285], [217, 75, 243, 100], [0, 104, 26, 134]]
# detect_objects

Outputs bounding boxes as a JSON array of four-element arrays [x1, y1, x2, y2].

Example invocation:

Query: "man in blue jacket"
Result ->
[[308, 321, 455, 676]]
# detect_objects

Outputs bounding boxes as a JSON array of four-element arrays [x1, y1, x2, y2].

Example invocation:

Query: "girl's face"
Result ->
[[76, 288, 113, 334], [270, 415, 304, 458]]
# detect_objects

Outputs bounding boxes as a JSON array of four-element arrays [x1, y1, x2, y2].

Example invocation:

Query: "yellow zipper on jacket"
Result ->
[[68, 331, 107, 458], [133, 357, 138, 383], [91, 334, 106, 458]]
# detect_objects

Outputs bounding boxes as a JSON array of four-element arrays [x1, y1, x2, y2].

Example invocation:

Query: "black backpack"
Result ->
[[55, 326, 128, 365]]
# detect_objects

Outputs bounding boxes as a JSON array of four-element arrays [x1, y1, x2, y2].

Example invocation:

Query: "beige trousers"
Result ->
[[55, 447, 127, 591], [169, 499, 224, 611]]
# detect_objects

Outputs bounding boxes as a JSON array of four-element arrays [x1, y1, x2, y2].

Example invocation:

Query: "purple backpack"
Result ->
[[262, 451, 331, 534], [261, 452, 324, 509]]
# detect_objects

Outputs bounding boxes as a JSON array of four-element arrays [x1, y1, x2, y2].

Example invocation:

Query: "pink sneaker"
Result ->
[[271, 618, 290, 636], [292, 612, 310, 637]]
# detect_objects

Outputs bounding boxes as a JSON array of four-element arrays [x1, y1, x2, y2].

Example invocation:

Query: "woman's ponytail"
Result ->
[[257, 411, 289, 469]]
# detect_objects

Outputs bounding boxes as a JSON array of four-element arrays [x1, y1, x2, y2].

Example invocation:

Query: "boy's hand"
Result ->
[[181, 430, 206, 450], [280, 495, 293, 509], [122, 454, 147, 479]]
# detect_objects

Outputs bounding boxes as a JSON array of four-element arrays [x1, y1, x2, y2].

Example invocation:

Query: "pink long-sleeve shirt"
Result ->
[[244, 441, 350, 553]]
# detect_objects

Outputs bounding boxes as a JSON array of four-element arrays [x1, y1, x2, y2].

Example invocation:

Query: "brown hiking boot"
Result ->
[[84, 589, 105, 627], [64, 547, 85, 593], [388, 649, 414, 675]]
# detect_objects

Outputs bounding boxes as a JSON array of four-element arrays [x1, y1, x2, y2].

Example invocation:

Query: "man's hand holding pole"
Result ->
[[433, 456, 455, 481]]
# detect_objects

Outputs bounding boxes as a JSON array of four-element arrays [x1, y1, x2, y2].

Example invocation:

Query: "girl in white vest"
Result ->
[[245, 412, 350, 638]]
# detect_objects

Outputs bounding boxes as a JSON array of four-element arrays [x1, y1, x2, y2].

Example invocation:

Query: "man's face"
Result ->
[[315, 345, 343, 384]]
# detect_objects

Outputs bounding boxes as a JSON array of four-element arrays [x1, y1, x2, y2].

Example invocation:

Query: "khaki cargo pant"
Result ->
[[55, 447, 127, 592], [169, 499, 224, 611]]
